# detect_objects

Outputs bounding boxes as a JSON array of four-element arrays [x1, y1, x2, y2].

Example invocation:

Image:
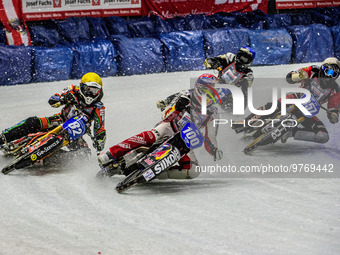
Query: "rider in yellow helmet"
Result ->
[[0, 72, 106, 153]]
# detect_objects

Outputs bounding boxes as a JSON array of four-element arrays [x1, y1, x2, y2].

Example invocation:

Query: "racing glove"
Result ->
[[327, 109, 339, 124], [212, 147, 223, 161], [175, 95, 190, 112], [61, 93, 78, 105], [156, 100, 167, 111], [290, 70, 309, 82], [93, 133, 106, 152], [204, 57, 223, 70]]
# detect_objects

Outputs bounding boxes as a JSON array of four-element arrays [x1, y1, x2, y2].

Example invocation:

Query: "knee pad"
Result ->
[[294, 130, 329, 143], [315, 131, 329, 143]]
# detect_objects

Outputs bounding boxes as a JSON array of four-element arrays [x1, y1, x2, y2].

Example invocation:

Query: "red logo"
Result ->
[[131, 0, 139, 4], [53, 0, 61, 8], [92, 0, 100, 5]]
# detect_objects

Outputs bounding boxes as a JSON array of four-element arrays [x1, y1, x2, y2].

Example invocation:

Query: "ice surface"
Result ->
[[0, 64, 339, 255]]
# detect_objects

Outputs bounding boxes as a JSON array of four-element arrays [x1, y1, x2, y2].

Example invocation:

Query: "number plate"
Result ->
[[301, 93, 320, 117], [62, 116, 87, 141], [180, 122, 204, 149]]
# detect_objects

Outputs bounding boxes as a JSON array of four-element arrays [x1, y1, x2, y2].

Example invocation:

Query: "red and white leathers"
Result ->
[[105, 90, 222, 179], [283, 64, 340, 143]]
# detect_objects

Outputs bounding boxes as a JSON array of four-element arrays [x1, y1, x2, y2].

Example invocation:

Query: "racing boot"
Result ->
[[97, 151, 120, 177], [281, 130, 293, 143], [0, 133, 7, 151]]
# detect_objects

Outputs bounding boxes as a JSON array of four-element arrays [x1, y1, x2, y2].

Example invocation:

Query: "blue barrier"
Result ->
[[266, 14, 292, 29], [167, 17, 187, 31], [203, 28, 249, 58], [53, 17, 91, 44], [29, 24, 62, 47], [0, 28, 6, 45], [105, 16, 131, 37], [86, 17, 110, 40], [209, 12, 237, 29], [249, 29, 292, 65], [184, 14, 212, 31], [127, 17, 156, 38], [2, 9, 340, 86], [32, 46, 73, 82], [160, 31, 205, 72], [150, 15, 174, 34], [68, 39, 117, 79], [111, 35, 164, 76], [331, 26, 340, 60], [287, 24, 334, 63], [0, 45, 31, 85]]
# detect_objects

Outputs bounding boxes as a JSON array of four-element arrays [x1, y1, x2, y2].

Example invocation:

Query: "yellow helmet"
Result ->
[[79, 72, 103, 105], [80, 72, 103, 87]]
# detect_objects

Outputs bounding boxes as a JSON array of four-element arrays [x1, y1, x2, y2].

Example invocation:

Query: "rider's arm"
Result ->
[[327, 92, 340, 124], [203, 118, 223, 161], [286, 66, 317, 84], [48, 85, 78, 108], [93, 103, 106, 151], [204, 53, 235, 70]]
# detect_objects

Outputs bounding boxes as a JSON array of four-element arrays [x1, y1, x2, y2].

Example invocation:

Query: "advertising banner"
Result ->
[[276, 0, 340, 9], [22, 0, 141, 21], [141, 0, 268, 18]]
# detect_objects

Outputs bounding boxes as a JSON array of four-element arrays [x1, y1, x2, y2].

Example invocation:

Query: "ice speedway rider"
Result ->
[[203, 46, 256, 110], [97, 74, 223, 179], [235, 57, 340, 144], [0, 72, 106, 153]]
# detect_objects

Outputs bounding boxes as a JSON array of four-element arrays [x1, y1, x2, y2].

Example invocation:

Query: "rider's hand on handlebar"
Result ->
[[327, 110, 339, 124], [61, 93, 78, 105], [212, 147, 223, 161]]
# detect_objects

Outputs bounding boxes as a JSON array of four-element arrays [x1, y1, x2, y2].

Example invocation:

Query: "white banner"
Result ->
[[22, 0, 141, 20]]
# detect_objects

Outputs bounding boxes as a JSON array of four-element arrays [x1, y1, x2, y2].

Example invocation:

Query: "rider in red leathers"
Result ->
[[98, 74, 223, 179], [236, 57, 340, 144]]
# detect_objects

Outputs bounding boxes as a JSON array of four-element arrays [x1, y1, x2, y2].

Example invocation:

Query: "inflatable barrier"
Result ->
[[0, 45, 32, 85], [160, 31, 205, 72], [32, 46, 73, 83], [111, 35, 164, 76]]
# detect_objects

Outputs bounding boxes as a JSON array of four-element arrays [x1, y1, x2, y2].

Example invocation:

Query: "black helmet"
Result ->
[[319, 57, 340, 88], [236, 46, 256, 66]]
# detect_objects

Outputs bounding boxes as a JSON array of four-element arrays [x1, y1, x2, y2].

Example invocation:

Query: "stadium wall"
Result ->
[[0, 7, 340, 85]]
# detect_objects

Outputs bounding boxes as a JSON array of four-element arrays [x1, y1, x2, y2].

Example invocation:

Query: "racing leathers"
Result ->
[[236, 65, 340, 144], [1, 85, 106, 151], [99, 90, 222, 179], [204, 52, 254, 110]]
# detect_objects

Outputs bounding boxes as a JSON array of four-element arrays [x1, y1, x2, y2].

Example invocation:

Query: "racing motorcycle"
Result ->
[[96, 114, 205, 193], [115, 121, 204, 193], [242, 93, 321, 154], [1, 112, 94, 174]]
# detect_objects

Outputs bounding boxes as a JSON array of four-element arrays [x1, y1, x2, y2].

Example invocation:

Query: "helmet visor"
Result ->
[[80, 82, 101, 97], [321, 64, 339, 78], [237, 52, 252, 65]]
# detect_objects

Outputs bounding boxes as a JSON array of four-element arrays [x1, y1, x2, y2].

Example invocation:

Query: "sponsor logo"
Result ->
[[150, 143, 171, 160], [153, 148, 180, 174], [144, 158, 155, 166], [30, 154, 37, 161], [53, 0, 61, 7], [92, 0, 100, 5], [35, 139, 61, 157], [118, 143, 131, 149], [143, 169, 155, 181]]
